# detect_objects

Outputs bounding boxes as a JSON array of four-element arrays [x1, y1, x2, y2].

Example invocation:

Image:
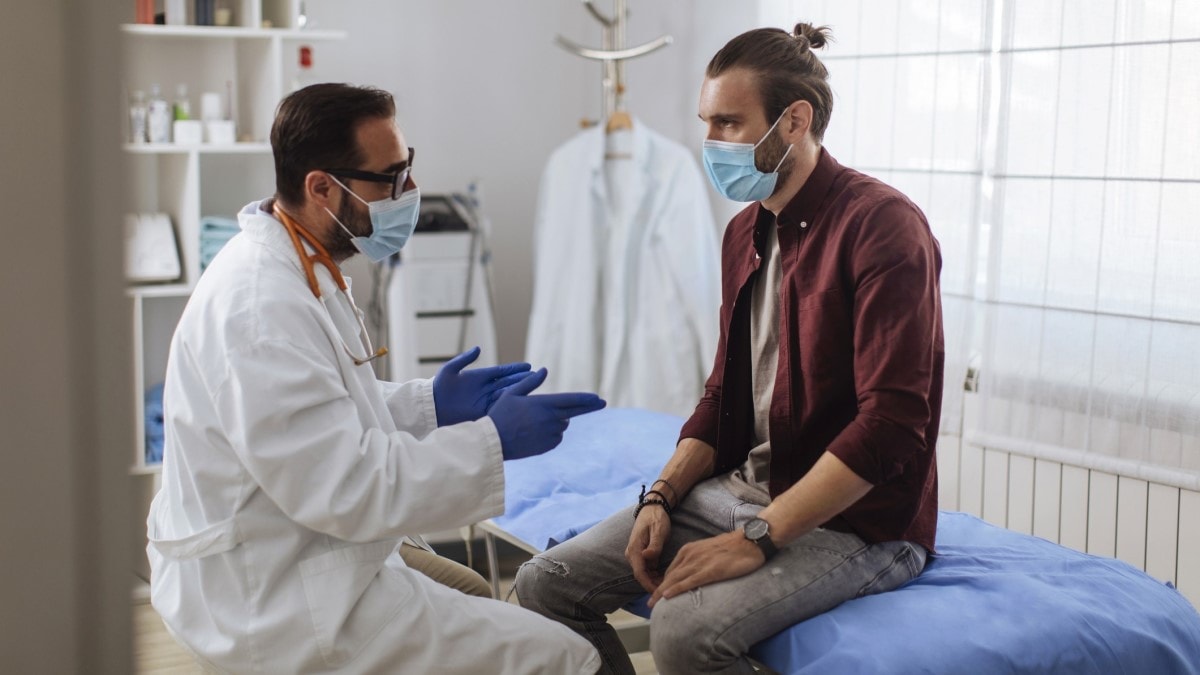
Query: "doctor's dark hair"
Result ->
[[707, 23, 833, 141], [270, 83, 396, 207]]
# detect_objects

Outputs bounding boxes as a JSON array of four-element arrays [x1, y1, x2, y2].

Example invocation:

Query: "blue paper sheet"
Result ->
[[751, 511, 1200, 673], [493, 407, 1200, 674], [498, 407, 683, 549]]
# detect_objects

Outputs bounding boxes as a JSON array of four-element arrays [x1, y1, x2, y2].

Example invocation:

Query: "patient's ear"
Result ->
[[784, 101, 814, 143]]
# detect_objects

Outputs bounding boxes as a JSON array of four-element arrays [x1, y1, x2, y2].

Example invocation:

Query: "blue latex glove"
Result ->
[[433, 346, 534, 427], [487, 368, 607, 461]]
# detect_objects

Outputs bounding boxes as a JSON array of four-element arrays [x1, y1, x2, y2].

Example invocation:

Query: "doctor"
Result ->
[[147, 83, 604, 674]]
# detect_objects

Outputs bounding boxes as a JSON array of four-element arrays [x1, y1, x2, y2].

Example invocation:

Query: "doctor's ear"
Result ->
[[304, 170, 338, 208]]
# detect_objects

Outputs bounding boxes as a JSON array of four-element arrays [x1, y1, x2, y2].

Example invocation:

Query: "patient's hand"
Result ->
[[626, 507, 671, 593], [647, 530, 765, 608]]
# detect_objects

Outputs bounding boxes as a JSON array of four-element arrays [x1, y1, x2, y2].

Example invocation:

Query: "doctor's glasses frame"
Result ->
[[326, 146, 415, 200]]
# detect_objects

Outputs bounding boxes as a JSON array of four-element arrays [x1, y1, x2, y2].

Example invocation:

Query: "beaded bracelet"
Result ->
[[634, 484, 674, 520]]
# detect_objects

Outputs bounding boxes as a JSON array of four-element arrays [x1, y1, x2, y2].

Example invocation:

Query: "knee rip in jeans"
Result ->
[[510, 556, 571, 603], [523, 556, 571, 578]]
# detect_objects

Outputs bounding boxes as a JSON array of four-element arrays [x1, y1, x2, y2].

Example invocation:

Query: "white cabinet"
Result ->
[[122, 17, 345, 472], [387, 228, 501, 381]]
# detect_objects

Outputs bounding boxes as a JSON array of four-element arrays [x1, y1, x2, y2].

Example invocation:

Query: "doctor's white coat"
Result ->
[[526, 122, 720, 418], [147, 201, 599, 674]]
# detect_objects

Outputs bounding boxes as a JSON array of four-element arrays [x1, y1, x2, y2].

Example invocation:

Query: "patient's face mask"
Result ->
[[702, 108, 794, 202], [325, 177, 420, 263]]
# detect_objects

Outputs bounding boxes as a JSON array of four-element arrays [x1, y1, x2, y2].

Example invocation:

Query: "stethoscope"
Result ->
[[275, 205, 388, 367]]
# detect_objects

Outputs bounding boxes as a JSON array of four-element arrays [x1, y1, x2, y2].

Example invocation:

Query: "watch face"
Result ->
[[745, 518, 769, 540]]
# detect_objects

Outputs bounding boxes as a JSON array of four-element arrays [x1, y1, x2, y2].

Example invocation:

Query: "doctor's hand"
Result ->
[[487, 368, 606, 461], [626, 506, 671, 593], [433, 346, 534, 427]]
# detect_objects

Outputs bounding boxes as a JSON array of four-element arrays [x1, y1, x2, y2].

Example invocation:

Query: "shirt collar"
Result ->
[[774, 147, 841, 230]]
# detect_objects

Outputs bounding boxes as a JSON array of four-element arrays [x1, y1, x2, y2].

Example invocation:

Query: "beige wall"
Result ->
[[0, 1, 132, 672], [308, 0, 759, 363]]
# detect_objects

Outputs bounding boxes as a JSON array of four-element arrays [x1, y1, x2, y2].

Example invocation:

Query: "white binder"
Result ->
[[124, 213, 182, 283]]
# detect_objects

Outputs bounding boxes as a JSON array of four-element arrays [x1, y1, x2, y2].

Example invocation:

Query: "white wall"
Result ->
[[304, 0, 761, 361], [1, 0, 131, 671]]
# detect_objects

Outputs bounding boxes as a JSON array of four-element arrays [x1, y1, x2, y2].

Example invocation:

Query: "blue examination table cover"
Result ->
[[494, 407, 1200, 674]]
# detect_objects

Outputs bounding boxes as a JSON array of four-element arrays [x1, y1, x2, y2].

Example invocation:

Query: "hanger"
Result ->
[[605, 106, 633, 159], [556, 0, 671, 138], [605, 110, 633, 134]]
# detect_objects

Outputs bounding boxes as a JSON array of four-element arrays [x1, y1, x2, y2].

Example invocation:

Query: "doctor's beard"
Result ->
[[327, 195, 371, 260]]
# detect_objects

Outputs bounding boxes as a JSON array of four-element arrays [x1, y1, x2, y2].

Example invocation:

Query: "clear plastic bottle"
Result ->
[[129, 90, 148, 144], [173, 84, 191, 121], [147, 84, 172, 143]]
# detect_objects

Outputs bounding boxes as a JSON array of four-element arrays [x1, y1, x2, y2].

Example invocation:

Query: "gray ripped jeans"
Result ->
[[512, 477, 926, 675]]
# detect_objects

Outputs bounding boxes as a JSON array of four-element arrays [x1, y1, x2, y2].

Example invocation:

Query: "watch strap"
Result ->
[[744, 518, 779, 560]]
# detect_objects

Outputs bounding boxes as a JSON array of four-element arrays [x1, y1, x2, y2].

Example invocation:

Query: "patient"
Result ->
[[514, 22, 944, 674]]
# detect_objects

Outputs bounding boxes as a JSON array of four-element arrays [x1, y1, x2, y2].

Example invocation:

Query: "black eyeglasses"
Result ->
[[326, 147, 415, 200]]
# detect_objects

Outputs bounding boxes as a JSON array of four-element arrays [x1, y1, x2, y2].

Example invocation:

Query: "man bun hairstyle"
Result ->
[[706, 22, 834, 141], [270, 83, 396, 208]]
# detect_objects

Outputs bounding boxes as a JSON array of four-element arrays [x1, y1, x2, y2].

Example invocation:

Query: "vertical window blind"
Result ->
[[758, 0, 1200, 485]]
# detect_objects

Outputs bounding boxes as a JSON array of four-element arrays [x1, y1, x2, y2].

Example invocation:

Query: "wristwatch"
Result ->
[[743, 517, 778, 560]]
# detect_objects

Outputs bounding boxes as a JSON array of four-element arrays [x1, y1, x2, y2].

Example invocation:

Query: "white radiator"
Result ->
[[939, 395, 1200, 609]]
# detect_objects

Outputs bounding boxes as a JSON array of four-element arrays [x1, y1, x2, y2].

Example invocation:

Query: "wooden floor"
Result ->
[[134, 600, 204, 674], [133, 540, 660, 674]]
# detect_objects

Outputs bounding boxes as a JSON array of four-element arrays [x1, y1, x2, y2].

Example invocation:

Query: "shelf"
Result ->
[[124, 142, 272, 155], [122, 8, 348, 483], [127, 283, 193, 299], [130, 462, 163, 476], [121, 24, 346, 40]]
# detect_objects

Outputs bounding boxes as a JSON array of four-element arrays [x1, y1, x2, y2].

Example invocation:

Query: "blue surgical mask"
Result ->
[[326, 177, 420, 263], [702, 109, 794, 202]]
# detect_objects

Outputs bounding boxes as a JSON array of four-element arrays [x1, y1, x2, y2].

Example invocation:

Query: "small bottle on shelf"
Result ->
[[129, 90, 148, 144], [173, 84, 191, 121], [147, 84, 172, 143]]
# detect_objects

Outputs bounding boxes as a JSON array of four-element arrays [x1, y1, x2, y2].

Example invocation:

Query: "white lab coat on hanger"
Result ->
[[147, 201, 599, 674], [526, 121, 720, 417]]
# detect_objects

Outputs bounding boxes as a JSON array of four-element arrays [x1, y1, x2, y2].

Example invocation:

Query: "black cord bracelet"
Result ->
[[634, 484, 674, 520]]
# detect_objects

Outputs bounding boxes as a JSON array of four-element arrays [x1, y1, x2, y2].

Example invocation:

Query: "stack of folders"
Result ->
[[200, 215, 240, 272], [194, 0, 216, 26]]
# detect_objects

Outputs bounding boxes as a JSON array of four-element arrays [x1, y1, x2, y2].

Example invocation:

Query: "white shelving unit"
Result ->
[[122, 11, 345, 473]]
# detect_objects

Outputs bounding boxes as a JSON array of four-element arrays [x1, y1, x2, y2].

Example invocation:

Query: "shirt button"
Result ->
[[800, 221, 808, 229]]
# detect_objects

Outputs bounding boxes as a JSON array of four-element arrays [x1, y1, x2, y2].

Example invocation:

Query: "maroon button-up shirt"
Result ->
[[679, 149, 943, 551]]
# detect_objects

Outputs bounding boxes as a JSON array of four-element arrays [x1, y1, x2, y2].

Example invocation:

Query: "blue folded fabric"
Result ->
[[144, 382, 165, 464], [199, 216, 240, 271], [200, 216, 239, 233]]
